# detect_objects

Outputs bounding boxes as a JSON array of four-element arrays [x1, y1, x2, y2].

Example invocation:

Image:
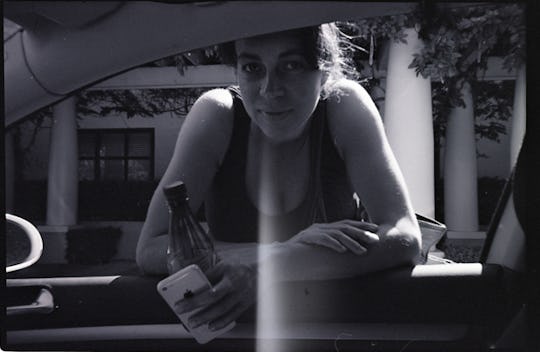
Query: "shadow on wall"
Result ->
[[13, 180, 159, 223], [65, 226, 122, 265]]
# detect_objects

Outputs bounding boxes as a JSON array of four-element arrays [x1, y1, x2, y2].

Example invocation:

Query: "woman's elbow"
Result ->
[[396, 231, 422, 266], [379, 226, 422, 268], [393, 225, 422, 266]]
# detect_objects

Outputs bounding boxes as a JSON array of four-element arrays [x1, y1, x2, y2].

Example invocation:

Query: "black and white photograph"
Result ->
[[4, 1, 538, 351]]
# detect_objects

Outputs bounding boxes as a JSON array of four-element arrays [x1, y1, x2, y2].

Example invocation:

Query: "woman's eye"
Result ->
[[241, 63, 264, 74], [281, 61, 306, 72]]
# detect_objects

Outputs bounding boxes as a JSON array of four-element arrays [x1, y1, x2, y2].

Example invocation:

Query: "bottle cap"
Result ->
[[163, 181, 188, 200]]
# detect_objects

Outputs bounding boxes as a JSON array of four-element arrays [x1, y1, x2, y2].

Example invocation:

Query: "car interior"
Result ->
[[4, 2, 538, 351]]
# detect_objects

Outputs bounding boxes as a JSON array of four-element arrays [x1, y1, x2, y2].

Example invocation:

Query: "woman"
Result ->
[[137, 23, 421, 332]]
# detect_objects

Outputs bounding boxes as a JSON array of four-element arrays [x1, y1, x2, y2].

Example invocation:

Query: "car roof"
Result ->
[[4, 1, 418, 127]]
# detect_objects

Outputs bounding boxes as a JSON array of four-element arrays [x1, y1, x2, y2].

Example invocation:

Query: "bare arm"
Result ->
[[136, 89, 288, 275], [173, 80, 422, 329], [136, 89, 236, 275], [204, 80, 420, 282], [262, 79, 422, 281], [140, 81, 419, 278]]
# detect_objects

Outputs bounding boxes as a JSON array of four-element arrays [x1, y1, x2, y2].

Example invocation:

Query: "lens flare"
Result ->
[[254, 147, 288, 351]]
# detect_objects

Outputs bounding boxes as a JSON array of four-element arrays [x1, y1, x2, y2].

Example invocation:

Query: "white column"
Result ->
[[5, 131, 15, 213], [510, 65, 526, 170], [384, 28, 435, 218], [46, 97, 78, 226], [444, 82, 478, 231]]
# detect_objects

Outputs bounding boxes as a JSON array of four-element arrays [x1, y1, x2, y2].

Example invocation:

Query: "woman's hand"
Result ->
[[288, 219, 379, 255], [174, 261, 257, 331]]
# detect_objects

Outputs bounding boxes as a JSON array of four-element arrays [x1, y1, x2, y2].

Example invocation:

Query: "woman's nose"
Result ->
[[259, 71, 284, 98]]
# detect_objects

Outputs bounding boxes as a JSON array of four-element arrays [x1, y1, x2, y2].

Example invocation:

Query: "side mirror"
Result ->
[[6, 214, 43, 273]]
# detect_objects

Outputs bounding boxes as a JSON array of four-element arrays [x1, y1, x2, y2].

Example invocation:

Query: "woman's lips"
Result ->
[[259, 109, 293, 119]]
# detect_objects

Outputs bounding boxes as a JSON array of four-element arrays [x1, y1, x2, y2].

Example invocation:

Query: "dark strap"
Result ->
[[312, 102, 328, 223]]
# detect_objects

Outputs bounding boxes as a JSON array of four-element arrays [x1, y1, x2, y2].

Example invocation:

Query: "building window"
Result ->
[[78, 129, 154, 181]]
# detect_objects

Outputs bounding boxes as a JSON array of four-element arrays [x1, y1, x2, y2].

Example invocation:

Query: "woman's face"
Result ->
[[235, 31, 326, 143]]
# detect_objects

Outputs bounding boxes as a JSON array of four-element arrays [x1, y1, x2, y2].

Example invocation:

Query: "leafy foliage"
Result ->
[[76, 46, 224, 119], [432, 80, 514, 147], [431, 82, 453, 141], [10, 108, 53, 182], [13, 3, 524, 142], [350, 3, 523, 143], [473, 80, 514, 143], [77, 88, 208, 118], [338, 14, 413, 76], [341, 12, 413, 44], [411, 4, 524, 83]]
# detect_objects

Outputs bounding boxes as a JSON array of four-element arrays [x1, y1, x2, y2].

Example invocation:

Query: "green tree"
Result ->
[[345, 3, 525, 142], [77, 88, 207, 118]]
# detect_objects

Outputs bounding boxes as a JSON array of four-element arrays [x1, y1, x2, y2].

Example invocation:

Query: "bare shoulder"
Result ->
[[182, 88, 235, 140], [192, 88, 234, 118], [197, 87, 234, 107], [326, 79, 379, 121], [174, 88, 235, 164], [325, 79, 384, 154]]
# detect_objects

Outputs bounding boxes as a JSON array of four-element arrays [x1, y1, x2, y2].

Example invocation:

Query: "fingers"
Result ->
[[300, 230, 366, 255], [325, 220, 379, 244], [187, 293, 236, 329], [337, 219, 379, 235], [189, 296, 248, 331], [305, 233, 347, 253], [327, 230, 367, 255], [341, 224, 379, 244], [174, 265, 229, 313], [174, 284, 225, 313], [298, 220, 380, 254], [175, 263, 256, 330], [187, 286, 251, 330], [208, 303, 247, 330], [206, 263, 225, 285]]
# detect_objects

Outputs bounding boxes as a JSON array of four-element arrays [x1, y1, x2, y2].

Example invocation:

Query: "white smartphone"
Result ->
[[156, 264, 236, 344]]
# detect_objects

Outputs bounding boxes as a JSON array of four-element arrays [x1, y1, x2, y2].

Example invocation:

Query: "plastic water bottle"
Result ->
[[163, 181, 219, 274]]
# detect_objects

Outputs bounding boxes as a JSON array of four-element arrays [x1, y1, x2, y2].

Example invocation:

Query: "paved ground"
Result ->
[[439, 239, 484, 263]]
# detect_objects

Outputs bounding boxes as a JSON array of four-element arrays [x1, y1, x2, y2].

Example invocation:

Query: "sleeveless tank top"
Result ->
[[204, 87, 358, 243]]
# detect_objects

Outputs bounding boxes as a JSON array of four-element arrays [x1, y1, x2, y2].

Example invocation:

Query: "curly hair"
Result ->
[[218, 23, 358, 98]]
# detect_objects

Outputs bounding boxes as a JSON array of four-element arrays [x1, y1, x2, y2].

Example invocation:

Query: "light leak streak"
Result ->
[[254, 147, 288, 352]]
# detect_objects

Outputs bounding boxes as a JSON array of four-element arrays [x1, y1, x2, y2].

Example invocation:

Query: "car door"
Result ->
[[4, 161, 529, 351]]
